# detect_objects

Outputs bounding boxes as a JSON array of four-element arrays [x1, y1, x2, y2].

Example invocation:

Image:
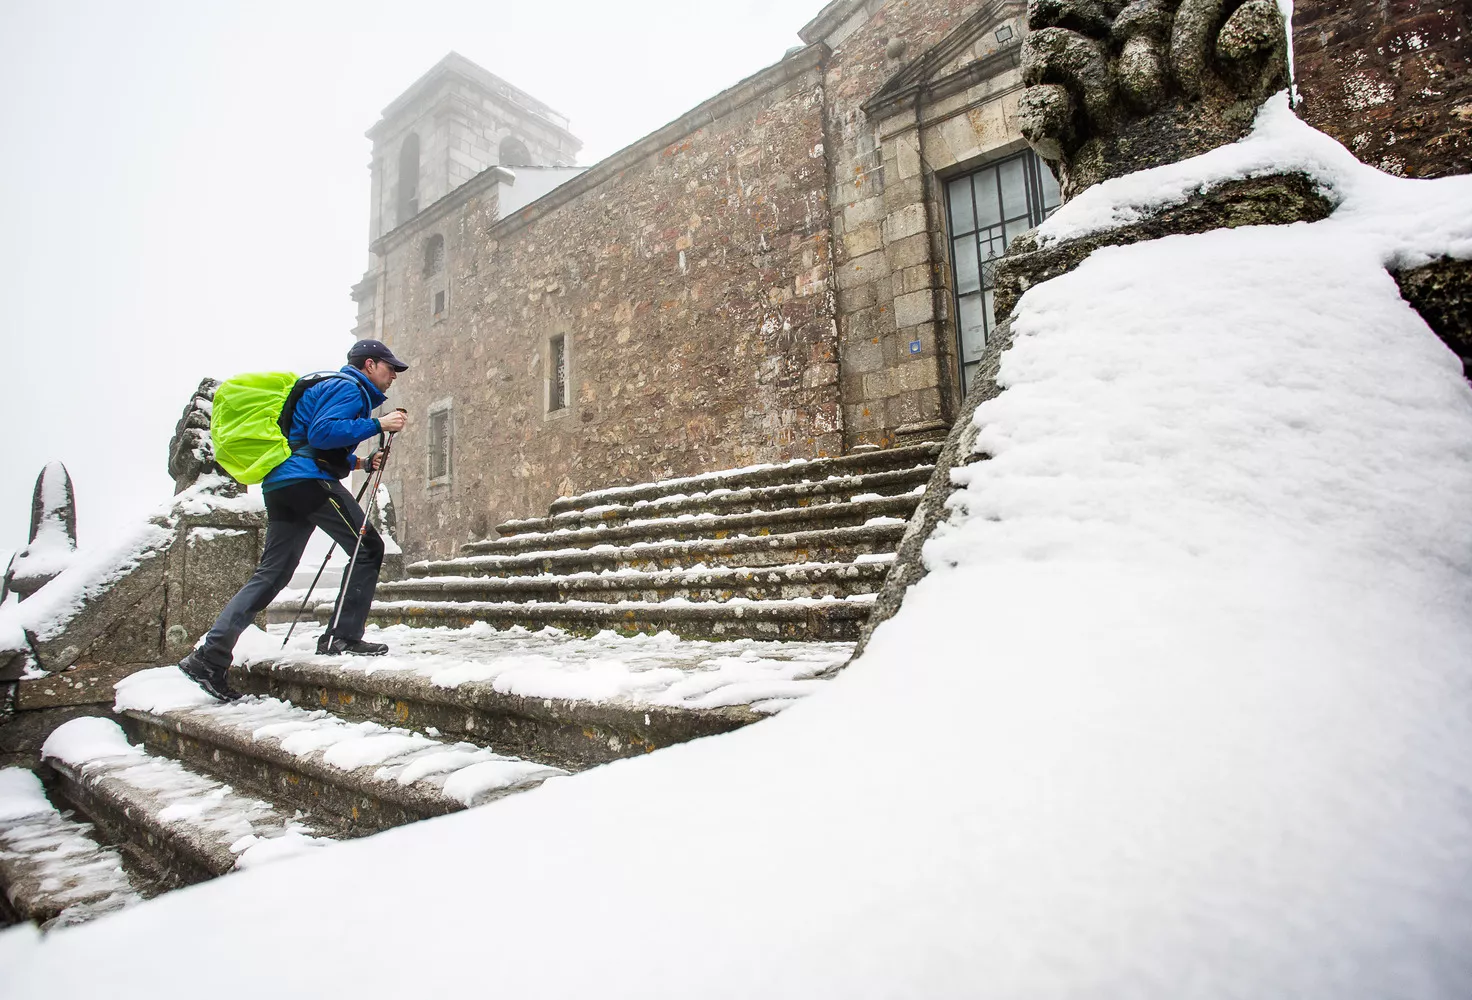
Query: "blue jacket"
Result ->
[[262, 366, 388, 490]]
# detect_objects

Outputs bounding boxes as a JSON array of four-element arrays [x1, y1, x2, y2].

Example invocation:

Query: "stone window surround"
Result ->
[[544, 332, 572, 420], [868, 83, 1028, 430], [427, 397, 453, 488]]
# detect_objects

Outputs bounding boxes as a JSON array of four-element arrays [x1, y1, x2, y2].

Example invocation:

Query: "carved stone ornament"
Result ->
[[1018, 0, 1290, 199], [168, 378, 234, 495]]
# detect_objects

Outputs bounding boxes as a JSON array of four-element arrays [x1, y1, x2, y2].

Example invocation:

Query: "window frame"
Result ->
[[943, 149, 1062, 394], [426, 399, 453, 487], [546, 333, 571, 417]]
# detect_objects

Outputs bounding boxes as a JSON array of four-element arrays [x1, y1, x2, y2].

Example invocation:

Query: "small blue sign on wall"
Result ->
[[908, 340, 923, 355]]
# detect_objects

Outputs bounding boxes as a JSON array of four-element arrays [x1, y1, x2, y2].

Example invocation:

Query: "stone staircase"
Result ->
[[0, 444, 937, 930], [334, 442, 941, 642]]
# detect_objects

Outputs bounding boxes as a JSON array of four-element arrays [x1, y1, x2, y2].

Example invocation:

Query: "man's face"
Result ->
[[363, 357, 398, 391]]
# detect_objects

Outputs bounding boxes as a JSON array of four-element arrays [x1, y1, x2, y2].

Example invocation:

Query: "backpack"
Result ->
[[211, 372, 371, 484]]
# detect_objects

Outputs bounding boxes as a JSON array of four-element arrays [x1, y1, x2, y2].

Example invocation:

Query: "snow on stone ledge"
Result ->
[[1035, 92, 1472, 271], [40, 718, 143, 767], [0, 478, 263, 651], [0, 768, 55, 824]]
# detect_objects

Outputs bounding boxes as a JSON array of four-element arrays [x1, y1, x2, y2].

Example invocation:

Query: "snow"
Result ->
[[40, 717, 142, 766], [110, 674, 567, 808], [0, 767, 141, 928], [0, 478, 261, 652], [4, 97, 1471, 996], [40, 718, 336, 875], [0, 768, 54, 823], [247, 622, 850, 713]]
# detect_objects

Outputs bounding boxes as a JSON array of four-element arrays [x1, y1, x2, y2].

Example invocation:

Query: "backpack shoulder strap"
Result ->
[[278, 372, 371, 443]]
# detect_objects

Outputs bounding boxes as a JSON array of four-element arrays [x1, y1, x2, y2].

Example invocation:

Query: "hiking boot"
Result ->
[[178, 651, 243, 703], [316, 634, 389, 657]]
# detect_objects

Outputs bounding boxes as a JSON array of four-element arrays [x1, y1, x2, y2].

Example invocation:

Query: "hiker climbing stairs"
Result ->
[[2, 443, 936, 931], [327, 442, 941, 642]]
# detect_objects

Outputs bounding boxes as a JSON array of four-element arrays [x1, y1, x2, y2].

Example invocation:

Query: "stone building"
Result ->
[[351, 0, 1468, 562]]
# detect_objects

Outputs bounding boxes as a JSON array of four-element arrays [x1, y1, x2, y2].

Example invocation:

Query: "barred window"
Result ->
[[428, 407, 451, 483], [946, 150, 1061, 393], [549, 334, 568, 412]]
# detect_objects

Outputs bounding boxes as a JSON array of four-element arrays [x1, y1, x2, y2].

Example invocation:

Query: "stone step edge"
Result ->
[[414, 523, 908, 578], [504, 466, 933, 537], [376, 559, 895, 597], [119, 708, 483, 826], [233, 658, 765, 767], [462, 495, 919, 556], [346, 598, 873, 642], [335, 596, 876, 621], [46, 756, 270, 884], [0, 775, 143, 928], [548, 442, 943, 515]]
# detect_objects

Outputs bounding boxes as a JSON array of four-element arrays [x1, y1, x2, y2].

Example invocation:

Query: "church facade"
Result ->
[[350, 0, 1468, 562]]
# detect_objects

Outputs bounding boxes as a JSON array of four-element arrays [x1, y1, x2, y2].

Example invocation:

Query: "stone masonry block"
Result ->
[[882, 203, 928, 245], [842, 223, 884, 259], [836, 250, 889, 291], [843, 196, 885, 231], [886, 233, 932, 271], [895, 133, 922, 180], [893, 289, 935, 328]]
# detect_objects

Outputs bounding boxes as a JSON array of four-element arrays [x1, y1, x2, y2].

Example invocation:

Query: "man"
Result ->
[[179, 339, 410, 702]]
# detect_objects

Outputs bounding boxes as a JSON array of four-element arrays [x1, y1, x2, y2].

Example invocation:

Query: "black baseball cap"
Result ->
[[347, 339, 409, 372]]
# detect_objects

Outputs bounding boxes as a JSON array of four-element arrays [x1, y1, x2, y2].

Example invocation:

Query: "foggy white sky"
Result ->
[[0, 0, 829, 557]]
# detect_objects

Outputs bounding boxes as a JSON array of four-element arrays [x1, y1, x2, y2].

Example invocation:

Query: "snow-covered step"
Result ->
[[0, 767, 142, 929], [346, 595, 875, 643], [112, 668, 567, 834], [235, 625, 851, 769], [461, 494, 920, 557], [496, 467, 933, 539], [545, 442, 942, 517], [374, 559, 893, 607], [40, 717, 336, 889], [413, 522, 908, 580]]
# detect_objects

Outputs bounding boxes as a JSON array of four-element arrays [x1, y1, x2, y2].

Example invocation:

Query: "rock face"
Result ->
[[1018, 0, 1291, 199], [1394, 257, 1472, 380], [4, 464, 79, 601], [1292, 0, 1471, 180]]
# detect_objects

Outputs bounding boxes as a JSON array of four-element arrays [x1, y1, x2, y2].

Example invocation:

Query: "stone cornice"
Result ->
[[367, 52, 581, 151], [799, 0, 867, 46]]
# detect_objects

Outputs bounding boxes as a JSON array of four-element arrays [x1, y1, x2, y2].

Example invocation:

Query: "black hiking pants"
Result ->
[[195, 479, 384, 668]]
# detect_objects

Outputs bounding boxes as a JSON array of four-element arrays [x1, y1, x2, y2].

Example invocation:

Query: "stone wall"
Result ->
[[376, 51, 840, 562], [809, 0, 1017, 447], [1293, 0, 1470, 179]]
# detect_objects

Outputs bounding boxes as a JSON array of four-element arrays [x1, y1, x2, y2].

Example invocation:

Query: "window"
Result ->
[[945, 150, 1062, 392], [433, 290, 446, 319], [423, 234, 444, 277], [549, 334, 568, 412], [428, 405, 451, 483], [396, 134, 420, 225], [499, 136, 533, 168]]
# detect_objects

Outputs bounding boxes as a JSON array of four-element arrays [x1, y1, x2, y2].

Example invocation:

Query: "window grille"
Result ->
[[428, 409, 450, 482], [945, 150, 1062, 393], [549, 334, 568, 412]]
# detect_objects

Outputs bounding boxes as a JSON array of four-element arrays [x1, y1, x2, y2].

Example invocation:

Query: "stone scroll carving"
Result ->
[[168, 378, 233, 495], [1018, 0, 1290, 199]]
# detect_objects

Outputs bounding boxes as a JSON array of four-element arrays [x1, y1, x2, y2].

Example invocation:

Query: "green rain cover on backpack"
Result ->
[[210, 372, 300, 485]]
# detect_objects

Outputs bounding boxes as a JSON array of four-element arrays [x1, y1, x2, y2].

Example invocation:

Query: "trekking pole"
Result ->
[[322, 411, 404, 650], [280, 475, 373, 649]]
